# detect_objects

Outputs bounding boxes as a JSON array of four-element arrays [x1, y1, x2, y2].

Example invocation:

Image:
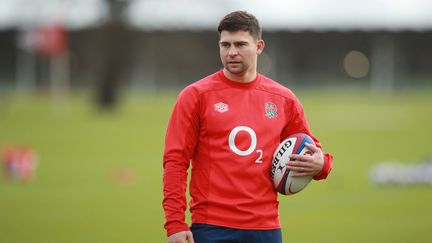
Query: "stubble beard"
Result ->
[[225, 62, 247, 75]]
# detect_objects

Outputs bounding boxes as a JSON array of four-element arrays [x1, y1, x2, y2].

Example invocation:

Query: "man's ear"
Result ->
[[257, 39, 265, 55]]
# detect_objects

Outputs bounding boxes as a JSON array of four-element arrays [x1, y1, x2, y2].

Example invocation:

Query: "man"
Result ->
[[163, 11, 333, 243]]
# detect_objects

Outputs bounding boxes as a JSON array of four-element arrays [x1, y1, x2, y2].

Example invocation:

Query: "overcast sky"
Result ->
[[1, 0, 432, 31]]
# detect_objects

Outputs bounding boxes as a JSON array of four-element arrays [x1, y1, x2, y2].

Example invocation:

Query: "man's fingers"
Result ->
[[289, 166, 313, 176], [186, 231, 195, 243], [289, 154, 311, 162], [287, 159, 311, 171], [304, 142, 320, 152], [290, 171, 310, 177], [168, 231, 194, 243]]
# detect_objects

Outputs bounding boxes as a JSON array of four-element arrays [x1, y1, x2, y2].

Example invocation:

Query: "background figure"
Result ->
[[95, 0, 130, 110], [2, 146, 37, 182]]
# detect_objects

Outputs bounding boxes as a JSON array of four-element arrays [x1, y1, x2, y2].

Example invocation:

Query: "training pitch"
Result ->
[[0, 89, 431, 243]]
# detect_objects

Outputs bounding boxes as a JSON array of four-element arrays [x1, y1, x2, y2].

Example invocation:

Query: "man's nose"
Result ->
[[228, 47, 239, 56]]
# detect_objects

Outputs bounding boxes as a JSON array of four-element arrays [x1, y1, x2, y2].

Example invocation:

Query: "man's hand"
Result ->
[[286, 142, 324, 177], [168, 231, 195, 243]]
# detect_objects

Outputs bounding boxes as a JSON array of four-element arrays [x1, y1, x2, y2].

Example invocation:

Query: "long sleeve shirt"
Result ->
[[163, 70, 333, 236]]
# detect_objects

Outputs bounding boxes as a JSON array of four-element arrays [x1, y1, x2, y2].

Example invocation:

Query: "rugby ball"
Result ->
[[270, 133, 315, 195]]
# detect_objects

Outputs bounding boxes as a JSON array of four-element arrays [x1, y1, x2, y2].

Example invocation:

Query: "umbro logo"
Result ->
[[214, 102, 229, 113]]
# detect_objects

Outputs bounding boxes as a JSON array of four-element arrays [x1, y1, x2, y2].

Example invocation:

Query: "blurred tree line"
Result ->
[[0, 0, 431, 111]]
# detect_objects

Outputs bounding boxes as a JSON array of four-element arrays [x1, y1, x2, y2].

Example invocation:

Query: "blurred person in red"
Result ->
[[2, 146, 37, 182], [163, 11, 333, 243]]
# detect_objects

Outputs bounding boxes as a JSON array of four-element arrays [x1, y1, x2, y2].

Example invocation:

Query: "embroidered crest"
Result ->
[[214, 102, 229, 113], [265, 102, 278, 118]]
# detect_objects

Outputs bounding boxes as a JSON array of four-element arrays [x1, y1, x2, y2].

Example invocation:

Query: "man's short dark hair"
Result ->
[[218, 11, 262, 40]]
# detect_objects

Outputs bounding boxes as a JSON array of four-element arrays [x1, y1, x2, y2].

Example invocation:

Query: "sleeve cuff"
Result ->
[[166, 223, 190, 237], [313, 153, 333, 180]]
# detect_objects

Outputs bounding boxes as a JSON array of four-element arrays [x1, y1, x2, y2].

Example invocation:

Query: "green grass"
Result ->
[[1, 89, 431, 242]]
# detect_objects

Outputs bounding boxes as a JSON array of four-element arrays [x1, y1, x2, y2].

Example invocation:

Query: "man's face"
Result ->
[[219, 30, 264, 77]]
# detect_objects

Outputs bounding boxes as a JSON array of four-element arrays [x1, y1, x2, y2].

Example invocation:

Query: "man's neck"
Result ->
[[223, 68, 257, 83]]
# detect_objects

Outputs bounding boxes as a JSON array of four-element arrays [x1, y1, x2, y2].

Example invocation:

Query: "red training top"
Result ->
[[163, 70, 333, 236]]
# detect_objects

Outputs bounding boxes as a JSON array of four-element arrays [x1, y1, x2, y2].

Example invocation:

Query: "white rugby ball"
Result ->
[[270, 133, 315, 195]]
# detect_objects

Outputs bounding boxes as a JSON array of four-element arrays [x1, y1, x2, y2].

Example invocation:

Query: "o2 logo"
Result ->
[[228, 126, 263, 163]]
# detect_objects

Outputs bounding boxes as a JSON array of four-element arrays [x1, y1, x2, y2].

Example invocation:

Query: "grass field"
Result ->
[[1, 89, 431, 243]]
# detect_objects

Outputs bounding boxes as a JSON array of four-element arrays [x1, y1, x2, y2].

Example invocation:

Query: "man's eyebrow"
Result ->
[[219, 41, 248, 44]]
